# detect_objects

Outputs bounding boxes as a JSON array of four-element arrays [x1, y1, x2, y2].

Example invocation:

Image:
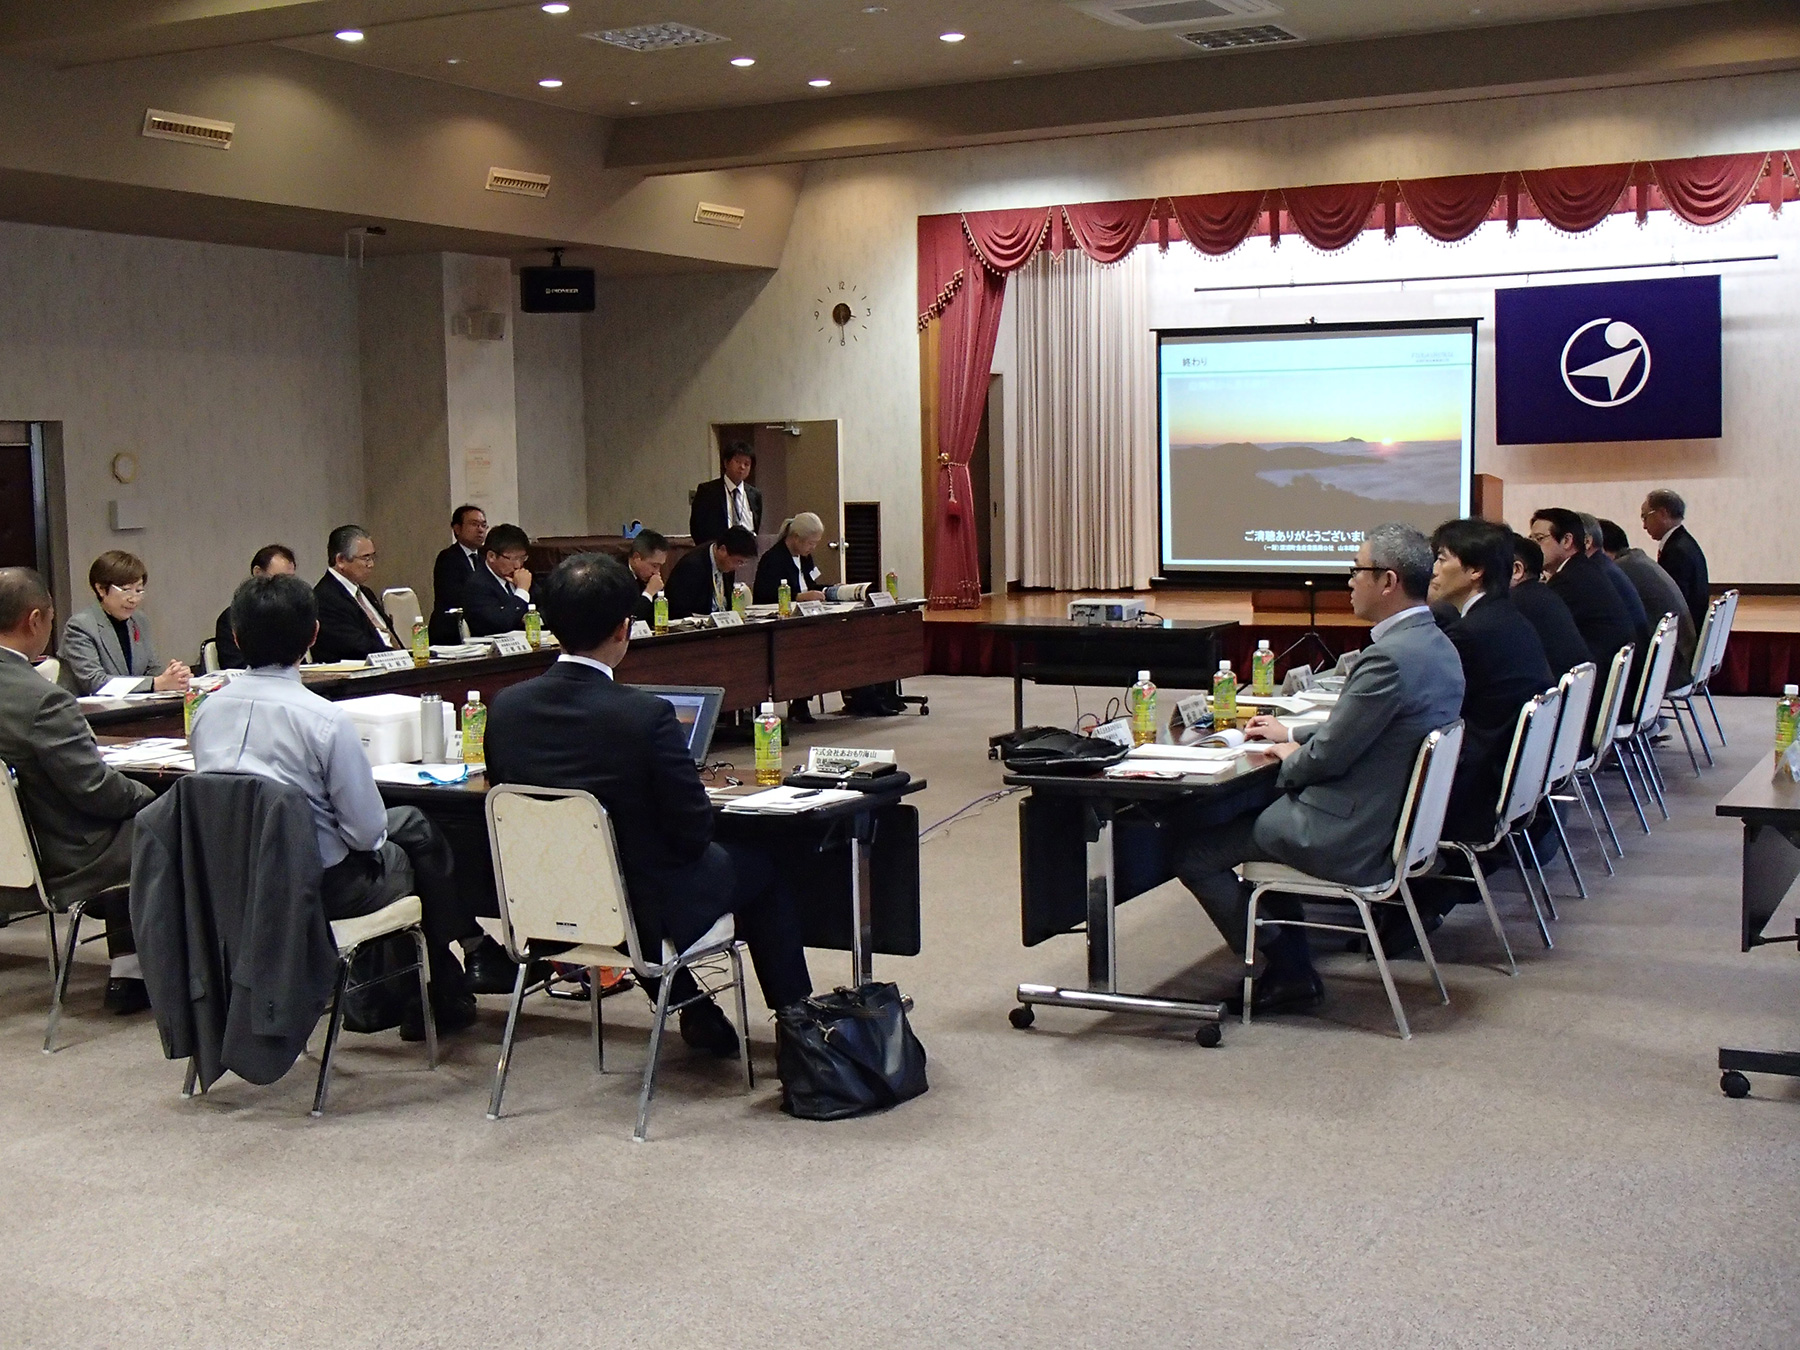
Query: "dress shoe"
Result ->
[[789, 701, 816, 724], [401, 990, 478, 1042], [678, 998, 741, 1058], [1351, 907, 1443, 960], [104, 977, 150, 1015], [1224, 967, 1325, 1017], [463, 936, 549, 995]]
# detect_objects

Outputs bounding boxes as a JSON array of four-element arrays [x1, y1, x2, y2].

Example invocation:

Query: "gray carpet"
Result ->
[[0, 680, 1795, 1349]]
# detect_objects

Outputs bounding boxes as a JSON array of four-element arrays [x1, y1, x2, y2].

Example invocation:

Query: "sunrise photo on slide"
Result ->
[[1158, 322, 1477, 572]]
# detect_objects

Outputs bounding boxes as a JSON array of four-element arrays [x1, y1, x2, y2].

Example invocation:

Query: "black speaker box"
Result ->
[[520, 265, 596, 313]]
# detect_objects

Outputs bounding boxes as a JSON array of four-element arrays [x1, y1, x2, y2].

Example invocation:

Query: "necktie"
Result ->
[[713, 562, 726, 613], [732, 485, 747, 530], [355, 587, 397, 648]]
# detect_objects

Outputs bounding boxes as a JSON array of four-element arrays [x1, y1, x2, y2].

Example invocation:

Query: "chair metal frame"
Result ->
[[483, 784, 754, 1142], [199, 640, 222, 675], [1239, 721, 1465, 1040], [1663, 590, 1737, 771], [1569, 644, 1636, 858], [308, 900, 436, 1116], [1538, 662, 1599, 899], [1613, 616, 1682, 826]]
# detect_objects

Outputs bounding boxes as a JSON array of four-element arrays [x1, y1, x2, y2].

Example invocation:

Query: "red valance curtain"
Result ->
[[963, 207, 1052, 274], [1168, 190, 1266, 255], [1521, 162, 1633, 232], [1061, 199, 1156, 264], [1399, 172, 1505, 242], [1281, 181, 1382, 251], [1652, 153, 1767, 226], [916, 213, 967, 329]]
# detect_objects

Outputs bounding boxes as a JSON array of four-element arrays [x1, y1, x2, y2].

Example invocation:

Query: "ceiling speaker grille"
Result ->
[[486, 168, 551, 198], [141, 109, 234, 149], [1071, 0, 1277, 30], [584, 22, 727, 51], [1179, 23, 1302, 49]]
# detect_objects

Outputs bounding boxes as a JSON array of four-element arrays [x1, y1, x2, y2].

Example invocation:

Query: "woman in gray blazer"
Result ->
[[61, 550, 191, 695]]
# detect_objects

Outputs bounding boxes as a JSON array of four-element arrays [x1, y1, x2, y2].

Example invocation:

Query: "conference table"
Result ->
[[1002, 750, 1281, 1046], [1714, 753, 1800, 1097], [976, 617, 1239, 730], [79, 601, 927, 738]]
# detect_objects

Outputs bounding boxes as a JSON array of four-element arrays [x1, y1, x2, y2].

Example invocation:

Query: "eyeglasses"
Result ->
[[1347, 565, 1393, 578], [1527, 531, 1554, 544], [108, 584, 146, 597], [346, 552, 377, 565]]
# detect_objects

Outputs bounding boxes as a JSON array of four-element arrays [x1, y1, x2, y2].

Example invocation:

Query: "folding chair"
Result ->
[[484, 784, 754, 1142], [1540, 662, 1599, 898], [1664, 592, 1735, 770], [1571, 644, 1636, 856], [302, 897, 437, 1116], [1613, 616, 1681, 825], [381, 587, 424, 642], [1238, 721, 1464, 1039]]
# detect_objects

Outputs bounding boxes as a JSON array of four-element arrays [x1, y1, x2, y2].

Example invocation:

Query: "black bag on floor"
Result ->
[[339, 932, 415, 1034], [775, 982, 928, 1120]]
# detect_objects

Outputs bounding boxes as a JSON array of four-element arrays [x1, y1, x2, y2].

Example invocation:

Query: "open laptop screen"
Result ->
[[631, 684, 725, 765]]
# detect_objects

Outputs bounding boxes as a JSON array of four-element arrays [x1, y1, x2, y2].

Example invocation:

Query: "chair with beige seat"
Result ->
[[381, 588, 424, 645], [484, 784, 754, 1142]]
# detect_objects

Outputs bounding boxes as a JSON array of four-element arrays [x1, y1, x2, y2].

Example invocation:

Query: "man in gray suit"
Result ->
[[1175, 525, 1465, 1013], [0, 568, 157, 1013]]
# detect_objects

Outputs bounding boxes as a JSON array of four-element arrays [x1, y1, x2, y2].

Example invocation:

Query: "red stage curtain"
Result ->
[[916, 213, 966, 327], [927, 249, 1008, 609], [1168, 190, 1265, 255], [1652, 153, 1767, 226], [1399, 172, 1504, 242], [962, 207, 1052, 274], [1062, 199, 1156, 264], [1281, 181, 1381, 251], [1521, 163, 1632, 232]]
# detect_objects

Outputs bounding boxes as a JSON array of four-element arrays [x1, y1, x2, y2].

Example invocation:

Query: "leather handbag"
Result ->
[[775, 982, 928, 1120]]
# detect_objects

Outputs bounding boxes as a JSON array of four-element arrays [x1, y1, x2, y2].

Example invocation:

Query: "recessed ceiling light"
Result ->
[[538, 77, 563, 88], [542, 2, 571, 12], [335, 29, 364, 42], [446, 57, 463, 64], [939, 31, 965, 43], [730, 56, 755, 67], [1012, 58, 1024, 65], [628, 99, 641, 105], [808, 78, 832, 87], [862, 5, 886, 12]]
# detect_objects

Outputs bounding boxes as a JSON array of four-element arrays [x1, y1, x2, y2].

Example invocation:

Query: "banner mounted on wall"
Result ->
[[1494, 275, 1721, 444]]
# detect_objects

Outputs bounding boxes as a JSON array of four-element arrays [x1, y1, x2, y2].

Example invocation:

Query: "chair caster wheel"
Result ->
[[1008, 1005, 1035, 1030], [1721, 1069, 1751, 1099], [1196, 1023, 1222, 1048], [920, 706, 930, 716]]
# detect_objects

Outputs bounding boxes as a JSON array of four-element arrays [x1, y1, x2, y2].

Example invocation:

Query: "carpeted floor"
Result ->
[[0, 679, 1795, 1348]]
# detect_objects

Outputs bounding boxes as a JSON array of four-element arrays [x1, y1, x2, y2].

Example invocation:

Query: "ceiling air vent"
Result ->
[[583, 22, 727, 52], [141, 109, 234, 150], [1179, 23, 1303, 49], [1071, 0, 1277, 30], [452, 311, 507, 342], [486, 167, 551, 198], [694, 202, 746, 229]]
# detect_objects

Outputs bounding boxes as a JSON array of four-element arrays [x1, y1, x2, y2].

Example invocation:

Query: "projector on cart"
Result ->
[[1066, 597, 1146, 625]]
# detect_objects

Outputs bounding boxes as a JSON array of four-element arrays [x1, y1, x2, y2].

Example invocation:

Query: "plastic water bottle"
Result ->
[[885, 570, 899, 601], [733, 582, 750, 617], [754, 701, 783, 785], [1251, 639, 1275, 697], [777, 578, 792, 617], [652, 591, 668, 634], [461, 690, 486, 766], [410, 617, 429, 667], [1778, 685, 1799, 756], [1129, 669, 1157, 746], [523, 604, 541, 649], [1212, 659, 1238, 730], [182, 685, 206, 738]]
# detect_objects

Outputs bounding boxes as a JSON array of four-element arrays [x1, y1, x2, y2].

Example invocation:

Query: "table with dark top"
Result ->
[[1714, 753, 1800, 1096], [1002, 750, 1281, 1045], [978, 617, 1239, 730]]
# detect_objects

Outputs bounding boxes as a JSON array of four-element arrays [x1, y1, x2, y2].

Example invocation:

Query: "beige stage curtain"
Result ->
[[1014, 246, 1158, 591]]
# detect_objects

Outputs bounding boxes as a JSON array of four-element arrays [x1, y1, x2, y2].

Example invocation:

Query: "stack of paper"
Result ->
[[100, 738, 194, 771], [721, 786, 861, 814], [427, 644, 488, 661]]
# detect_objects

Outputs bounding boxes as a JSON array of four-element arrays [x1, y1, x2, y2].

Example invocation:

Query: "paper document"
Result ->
[[371, 762, 479, 785], [1106, 762, 1229, 779], [1130, 742, 1250, 763], [300, 661, 369, 674], [1236, 695, 1317, 716], [96, 676, 153, 697], [721, 787, 861, 814], [100, 738, 194, 770]]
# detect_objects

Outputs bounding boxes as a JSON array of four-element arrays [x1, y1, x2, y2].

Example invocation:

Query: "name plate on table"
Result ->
[[709, 610, 745, 628], [491, 633, 534, 657], [367, 649, 416, 672], [866, 591, 896, 608], [630, 620, 653, 640], [795, 601, 826, 617]]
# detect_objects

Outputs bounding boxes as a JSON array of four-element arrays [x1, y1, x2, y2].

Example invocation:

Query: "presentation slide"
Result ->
[[1158, 322, 1476, 573]]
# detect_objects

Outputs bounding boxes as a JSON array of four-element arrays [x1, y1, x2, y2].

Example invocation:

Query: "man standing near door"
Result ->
[[689, 445, 762, 546]]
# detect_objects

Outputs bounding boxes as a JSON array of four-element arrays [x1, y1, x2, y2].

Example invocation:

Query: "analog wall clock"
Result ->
[[814, 281, 871, 346]]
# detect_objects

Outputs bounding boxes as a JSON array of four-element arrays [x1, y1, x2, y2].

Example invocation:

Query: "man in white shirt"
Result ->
[[191, 573, 479, 1039]]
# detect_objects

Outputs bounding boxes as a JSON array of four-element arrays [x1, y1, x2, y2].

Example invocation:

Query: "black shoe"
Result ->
[[1352, 908, 1443, 960], [463, 936, 549, 995], [401, 990, 478, 1042], [678, 998, 741, 1058], [104, 977, 150, 1015], [1224, 968, 1325, 1017], [789, 701, 815, 724]]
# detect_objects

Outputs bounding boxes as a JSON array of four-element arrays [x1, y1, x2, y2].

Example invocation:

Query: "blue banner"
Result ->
[[1495, 275, 1721, 444]]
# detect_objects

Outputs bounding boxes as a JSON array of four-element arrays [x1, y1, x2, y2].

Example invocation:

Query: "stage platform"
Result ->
[[923, 590, 1800, 696]]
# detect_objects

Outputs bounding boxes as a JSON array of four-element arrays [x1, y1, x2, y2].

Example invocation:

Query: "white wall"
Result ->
[[584, 69, 1800, 593], [512, 306, 588, 539], [0, 220, 361, 660]]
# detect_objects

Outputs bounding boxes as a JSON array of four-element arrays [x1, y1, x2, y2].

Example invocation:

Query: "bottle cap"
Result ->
[[527, 604, 536, 612], [1258, 639, 1270, 650], [1786, 685, 1798, 697], [761, 701, 775, 714], [1219, 659, 1232, 671], [1137, 669, 1151, 682], [467, 691, 479, 702]]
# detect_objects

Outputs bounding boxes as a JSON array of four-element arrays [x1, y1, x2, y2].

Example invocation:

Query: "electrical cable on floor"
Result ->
[[919, 786, 1025, 843]]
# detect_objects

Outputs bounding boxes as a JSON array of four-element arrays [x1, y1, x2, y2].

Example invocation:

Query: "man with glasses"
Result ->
[[311, 525, 401, 663], [462, 524, 536, 637], [1172, 524, 1464, 1015], [1640, 489, 1710, 633], [1529, 508, 1634, 679]]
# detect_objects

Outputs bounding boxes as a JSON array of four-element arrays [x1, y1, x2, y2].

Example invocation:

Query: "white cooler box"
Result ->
[[339, 693, 424, 766]]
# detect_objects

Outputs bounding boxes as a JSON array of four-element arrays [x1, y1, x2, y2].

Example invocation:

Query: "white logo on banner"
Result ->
[[1560, 318, 1651, 407]]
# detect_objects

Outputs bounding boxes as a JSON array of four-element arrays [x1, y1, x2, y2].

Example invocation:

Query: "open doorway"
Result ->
[[0, 421, 69, 620], [710, 420, 844, 584]]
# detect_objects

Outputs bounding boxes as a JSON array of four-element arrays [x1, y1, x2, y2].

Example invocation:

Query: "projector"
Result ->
[[1067, 597, 1146, 625]]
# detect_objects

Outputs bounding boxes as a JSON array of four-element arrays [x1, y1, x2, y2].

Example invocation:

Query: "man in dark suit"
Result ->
[[664, 528, 759, 620], [688, 445, 763, 546], [429, 504, 487, 645], [1641, 488, 1710, 629], [213, 544, 296, 669], [1600, 517, 1696, 674], [1530, 508, 1635, 678], [1428, 519, 1554, 843], [1579, 511, 1649, 638], [460, 524, 536, 637], [0, 568, 156, 1013], [1508, 532, 1591, 679], [485, 553, 813, 1055], [627, 529, 670, 625], [1173, 525, 1464, 1013], [312, 524, 401, 662]]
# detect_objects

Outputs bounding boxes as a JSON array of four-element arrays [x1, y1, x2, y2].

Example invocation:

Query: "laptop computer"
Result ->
[[632, 684, 725, 765]]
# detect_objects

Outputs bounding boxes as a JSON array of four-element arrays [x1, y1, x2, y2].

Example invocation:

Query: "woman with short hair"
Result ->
[[61, 551, 191, 695]]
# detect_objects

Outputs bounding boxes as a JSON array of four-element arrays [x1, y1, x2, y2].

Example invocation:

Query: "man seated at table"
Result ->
[[627, 529, 669, 625], [312, 525, 402, 662], [1508, 531, 1591, 680], [485, 552, 814, 1056], [664, 527, 759, 621], [190, 573, 479, 1039], [0, 567, 157, 1014], [461, 524, 535, 637], [1173, 525, 1464, 1013], [213, 544, 296, 670]]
